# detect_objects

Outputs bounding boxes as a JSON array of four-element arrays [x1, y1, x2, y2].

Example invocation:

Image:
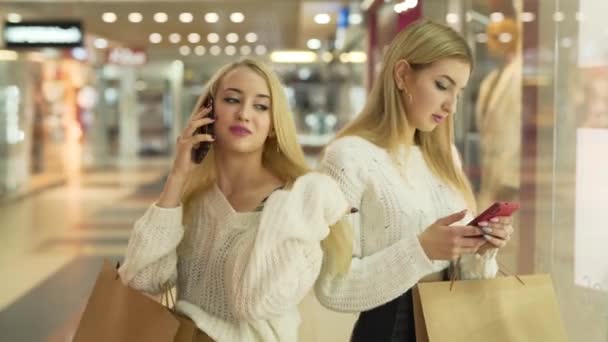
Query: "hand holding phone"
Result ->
[[469, 202, 519, 251], [191, 97, 215, 164], [468, 202, 520, 226]]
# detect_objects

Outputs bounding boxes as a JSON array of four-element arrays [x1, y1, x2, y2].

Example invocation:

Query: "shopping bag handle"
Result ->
[[449, 258, 525, 291], [114, 261, 121, 280], [160, 283, 177, 312]]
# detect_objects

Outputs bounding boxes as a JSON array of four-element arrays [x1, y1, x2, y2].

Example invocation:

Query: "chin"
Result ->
[[418, 125, 438, 133]]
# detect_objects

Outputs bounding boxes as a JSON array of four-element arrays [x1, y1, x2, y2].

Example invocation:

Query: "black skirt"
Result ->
[[350, 289, 417, 342]]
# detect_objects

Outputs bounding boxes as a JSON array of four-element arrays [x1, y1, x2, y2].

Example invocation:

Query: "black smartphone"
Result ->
[[191, 97, 215, 164]]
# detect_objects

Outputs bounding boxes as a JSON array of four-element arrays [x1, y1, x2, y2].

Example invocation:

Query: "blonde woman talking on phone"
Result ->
[[118, 59, 352, 341]]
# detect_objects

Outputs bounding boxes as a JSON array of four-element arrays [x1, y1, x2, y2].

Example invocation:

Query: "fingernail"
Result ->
[[490, 217, 500, 223], [484, 234, 492, 241], [350, 207, 359, 214], [478, 221, 488, 227], [482, 227, 492, 234]]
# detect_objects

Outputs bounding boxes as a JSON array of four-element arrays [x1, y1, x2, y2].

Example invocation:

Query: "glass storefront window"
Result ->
[[451, 0, 608, 339]]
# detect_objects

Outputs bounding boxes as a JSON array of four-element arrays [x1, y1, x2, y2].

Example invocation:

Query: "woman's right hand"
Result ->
[[417, 210, 486, 260], [171, 105, 215, 178], [157, 105, 215, 209]]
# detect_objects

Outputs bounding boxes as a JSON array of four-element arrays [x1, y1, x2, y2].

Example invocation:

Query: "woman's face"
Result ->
[[401, 58, 470, 132], [212, 66, 273, 155]]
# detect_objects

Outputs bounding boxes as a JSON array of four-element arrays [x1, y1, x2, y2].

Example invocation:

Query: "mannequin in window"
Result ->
[[475, 17, 522, 209]]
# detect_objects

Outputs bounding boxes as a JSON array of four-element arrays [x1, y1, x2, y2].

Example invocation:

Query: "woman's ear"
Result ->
[[393, 59, 412, 90]]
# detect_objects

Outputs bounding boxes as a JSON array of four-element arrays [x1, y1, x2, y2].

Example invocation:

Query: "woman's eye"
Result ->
[[254, 104, 269, 111], [435, 81, 448, 91], [224, 97, 239, 104]]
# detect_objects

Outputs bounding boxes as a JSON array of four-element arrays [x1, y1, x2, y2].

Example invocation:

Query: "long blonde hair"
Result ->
[[182, 59, 352, 274], [337, 20, 476, 210]]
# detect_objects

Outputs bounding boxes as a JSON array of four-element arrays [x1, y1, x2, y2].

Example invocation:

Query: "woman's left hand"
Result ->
[[476, 216, 514, 254]]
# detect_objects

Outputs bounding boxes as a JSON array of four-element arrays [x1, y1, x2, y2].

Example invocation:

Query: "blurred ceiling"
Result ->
[[0, 0, 354, 60]]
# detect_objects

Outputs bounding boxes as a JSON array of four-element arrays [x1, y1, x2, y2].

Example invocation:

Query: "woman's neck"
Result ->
[[403, 126, 416, 146], [213, 148, 273, 196]]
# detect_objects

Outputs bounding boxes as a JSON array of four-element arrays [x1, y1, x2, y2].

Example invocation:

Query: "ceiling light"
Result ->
[[226, 33, 239, 43], [210, 45, 221, 56], [348, 13, 362, 25], [188, 33, 201, 44], [102, 12, 117, 23], [128, 12, 143, 23], [225, 45, 236, 56], [179, 46, 191, 56], [207, 33, 220, 43], [521, 12, 535, 22], [71, 47, 88, 61], [169, 33, 181, 44], [553, 12, 565, 22], [179, 12, 193, 23], [149, 33, 162, 44], [154, 12, 168, 23], [446, 13, 459, 24], [205, 12, 219, 23], [255, 45, 267, 56], [298, 68, 312, 80], [314, 13, 331, 24], [347, 51, 367, 63], [245, 32, 258, 43], [230, 12, 245, 23], [94, 38, 108, 49], [498, 33, 512, 43], [271, 50, 316, 63], [7, 13, 22, 23], [240, 45, 251, 55], [490, 12, 504, 22], [307, 38, 322, 50], [195, 46, 206, 56], [321, 51, 333, 63], [394, 0, 418, 13]]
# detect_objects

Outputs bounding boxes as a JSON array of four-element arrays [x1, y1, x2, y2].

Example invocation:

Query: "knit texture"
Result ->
[[315, 136, 498, 313], [118, 172, 348, 341]]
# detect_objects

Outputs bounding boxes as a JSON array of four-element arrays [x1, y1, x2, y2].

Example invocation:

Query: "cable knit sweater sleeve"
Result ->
[[118, 204, 184, 294], [226, 173, 348, 321], [314, 137, 436, 312]]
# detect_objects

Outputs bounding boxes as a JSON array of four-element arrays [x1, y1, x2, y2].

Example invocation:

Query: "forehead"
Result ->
[[419, 58, 470, 87], [220, 67, 270, 96]]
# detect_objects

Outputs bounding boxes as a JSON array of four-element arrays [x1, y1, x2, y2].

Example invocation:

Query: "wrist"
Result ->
[[417, 234, 432, 260], [168, 170, 188, 184]]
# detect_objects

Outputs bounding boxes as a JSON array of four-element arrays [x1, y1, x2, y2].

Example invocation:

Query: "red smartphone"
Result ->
[[191, 97, 215, 164], [468, 201, 520, 226]]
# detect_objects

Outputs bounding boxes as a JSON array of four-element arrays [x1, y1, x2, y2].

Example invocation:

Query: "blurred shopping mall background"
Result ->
[[0, 0, 607, 341]]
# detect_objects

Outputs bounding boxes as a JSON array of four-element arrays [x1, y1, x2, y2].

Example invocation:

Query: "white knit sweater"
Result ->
[[315, 136, 498, 312], [118, 172, 348, 342]]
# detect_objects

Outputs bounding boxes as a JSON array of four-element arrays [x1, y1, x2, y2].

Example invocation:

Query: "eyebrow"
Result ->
[[224, 87, 270, 99]]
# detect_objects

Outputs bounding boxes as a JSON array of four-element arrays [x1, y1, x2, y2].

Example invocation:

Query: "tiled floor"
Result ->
[[0, 157, 356, 341]]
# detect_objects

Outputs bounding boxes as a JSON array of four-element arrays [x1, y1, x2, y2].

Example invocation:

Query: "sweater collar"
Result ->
[[206, 183, 261, 222]]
